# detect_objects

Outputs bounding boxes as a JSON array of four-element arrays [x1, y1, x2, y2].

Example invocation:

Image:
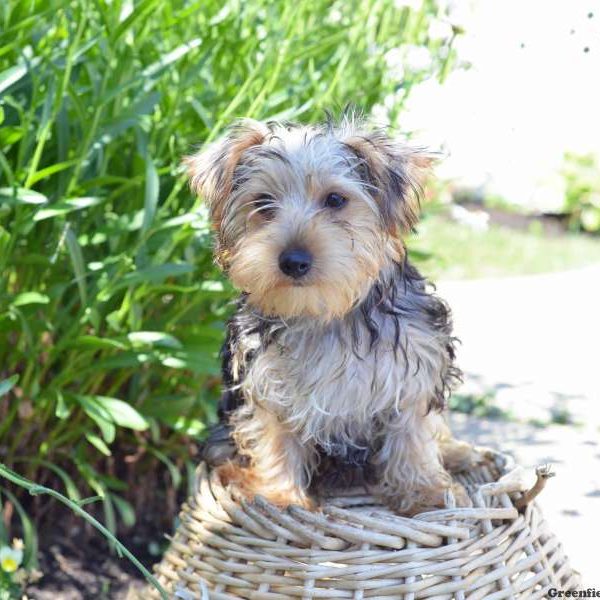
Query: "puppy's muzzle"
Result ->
[[279, 248, 312, 279]]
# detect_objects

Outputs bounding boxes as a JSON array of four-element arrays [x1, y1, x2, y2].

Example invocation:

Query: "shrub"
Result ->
[[0, 0, 458, 543], [562, 152, 600, 233]]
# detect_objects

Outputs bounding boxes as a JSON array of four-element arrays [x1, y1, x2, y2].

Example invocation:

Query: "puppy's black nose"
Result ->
[[278, 248, 312, 279]]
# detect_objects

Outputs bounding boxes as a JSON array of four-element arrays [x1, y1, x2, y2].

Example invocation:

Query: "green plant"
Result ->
[[0, 0, 458, 558], [449, 393, 511, 420], [562, 152, 600, 233]]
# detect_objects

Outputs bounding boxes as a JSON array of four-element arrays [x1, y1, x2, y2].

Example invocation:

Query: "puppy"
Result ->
[[186, 113, 476, 514]]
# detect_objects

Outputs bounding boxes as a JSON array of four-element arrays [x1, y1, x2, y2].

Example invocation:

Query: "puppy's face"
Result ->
[[186, 117, 430, 320]]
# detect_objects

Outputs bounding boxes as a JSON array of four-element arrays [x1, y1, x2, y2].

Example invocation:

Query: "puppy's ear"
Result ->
[[184, 119, 268, 226], [343, 131, 435, 236]]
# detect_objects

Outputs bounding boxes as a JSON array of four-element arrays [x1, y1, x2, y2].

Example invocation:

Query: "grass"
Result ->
[[0, 0, 458, 588], [411, 213, 600, 281]]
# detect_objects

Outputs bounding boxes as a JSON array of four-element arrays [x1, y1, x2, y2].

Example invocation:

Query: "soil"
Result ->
[[24, 520, 158, 600], [13, 438, 196, 598]]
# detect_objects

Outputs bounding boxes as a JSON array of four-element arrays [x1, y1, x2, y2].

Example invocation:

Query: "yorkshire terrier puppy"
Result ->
[[186, 113, 478, 515]]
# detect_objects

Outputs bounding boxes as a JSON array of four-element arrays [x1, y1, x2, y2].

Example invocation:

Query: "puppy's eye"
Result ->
[[252, 195, 277, 219], [324, 192, 348, 209]]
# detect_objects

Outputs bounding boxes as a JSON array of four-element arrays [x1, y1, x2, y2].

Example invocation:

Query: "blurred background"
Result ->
[[0, 0, 598, 596]]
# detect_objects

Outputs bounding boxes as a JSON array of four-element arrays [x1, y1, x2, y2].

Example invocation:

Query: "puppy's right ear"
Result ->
[[184, 119, 268, 227]]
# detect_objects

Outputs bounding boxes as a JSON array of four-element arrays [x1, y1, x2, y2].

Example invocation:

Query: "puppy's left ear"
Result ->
[[343, 131, 436, 236], [183, 119, 269, 228]]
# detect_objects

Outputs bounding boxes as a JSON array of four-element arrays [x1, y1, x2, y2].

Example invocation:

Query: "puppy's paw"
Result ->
[[257, 489, 317, 511], [215, 462, 315, 510], [379, 481, 472, 516], [441, 438, 488, 473]]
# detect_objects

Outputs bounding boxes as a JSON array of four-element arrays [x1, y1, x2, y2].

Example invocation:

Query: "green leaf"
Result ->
[[0, 125, 23, 146], [94, 396, 148, 430], [0, 491, 8, 544], [76, 395, 148, 431], [102, 493, 117, 539], [55, 390, 71, 420], [127, 331, 182, 349], [158, 212, 204, 230], [111, 0, 160, 42], [76, 495, 103, 507], [86, 432, 112, 457], [148, 447, 181, 489], [93, 352, 150, 370], [0, 374, 19, 397], [142, 38, 202, 79], [158, 349, 219, 375], [123, 263, 194, 285], [141, 156, 159, 234], [74, 395, 116, 443], [0, 64, 27, 95], [0, 187, 47, 205], [70, 336, 127, 351], [200, 280, 225, 292], [111, 494, 136, 528], [34, 197, 104, 221], [27, 159, 79, 185], [141, 395, 197, 420], [98, 264, 194, 300], [64, 225, 87, 306], [12, 292, 50, 306]]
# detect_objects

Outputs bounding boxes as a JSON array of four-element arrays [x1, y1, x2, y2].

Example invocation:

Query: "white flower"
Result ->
[[428, 19, 454, 42], [405, 45, 432, 72], [0, 545, 23, 573]]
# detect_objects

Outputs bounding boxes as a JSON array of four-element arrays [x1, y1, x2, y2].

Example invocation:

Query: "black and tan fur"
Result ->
[[186, 113, 478, 514]]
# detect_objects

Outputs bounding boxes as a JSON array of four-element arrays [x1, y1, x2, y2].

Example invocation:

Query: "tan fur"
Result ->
[[218, 406, 315, 509]]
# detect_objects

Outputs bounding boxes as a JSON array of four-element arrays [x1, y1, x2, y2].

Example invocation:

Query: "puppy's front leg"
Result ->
[[373, 418, 469, 515], [217, 407, 314, 509]]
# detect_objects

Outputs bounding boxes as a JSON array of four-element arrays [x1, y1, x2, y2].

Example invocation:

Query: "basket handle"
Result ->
[[514, 464, 555, 509]]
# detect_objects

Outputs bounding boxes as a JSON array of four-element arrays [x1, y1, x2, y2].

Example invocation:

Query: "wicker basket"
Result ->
[[147, 450, 580, 599]]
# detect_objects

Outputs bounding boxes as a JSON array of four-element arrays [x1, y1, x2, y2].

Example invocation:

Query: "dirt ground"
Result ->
[[24, 520, 160, 599]]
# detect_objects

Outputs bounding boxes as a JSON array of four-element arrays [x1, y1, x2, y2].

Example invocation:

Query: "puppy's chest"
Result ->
[[240, 313, 440, 442]]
